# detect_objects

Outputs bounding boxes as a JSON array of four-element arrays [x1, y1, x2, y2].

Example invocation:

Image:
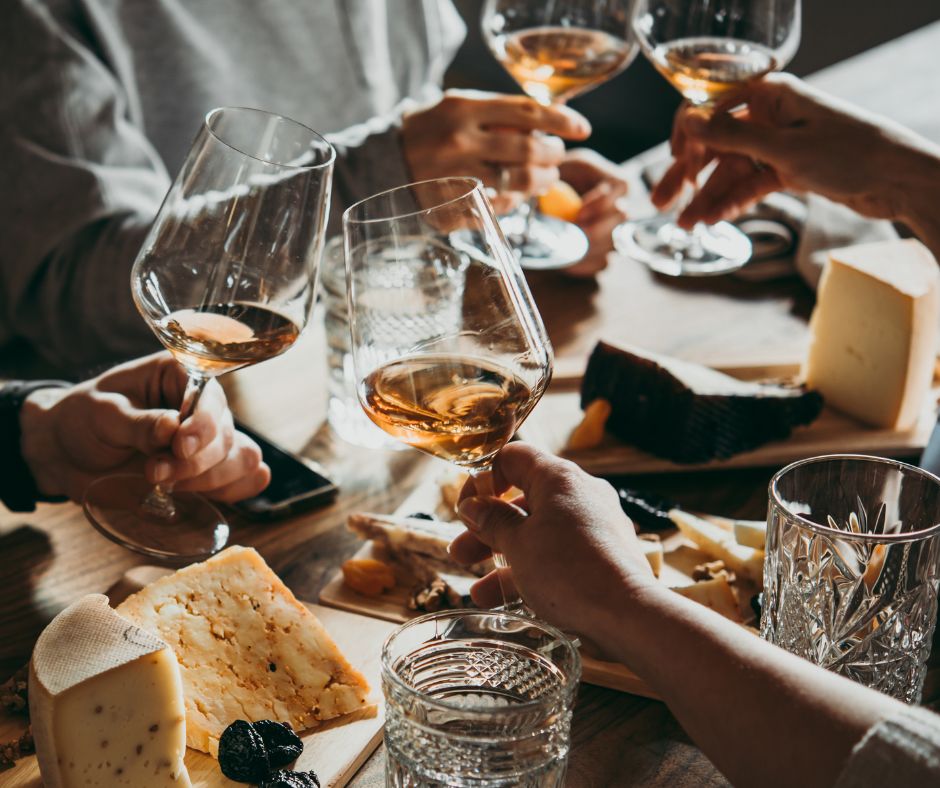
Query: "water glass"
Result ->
[[382, 610, 581, 787], [761, 454, 940, 702]]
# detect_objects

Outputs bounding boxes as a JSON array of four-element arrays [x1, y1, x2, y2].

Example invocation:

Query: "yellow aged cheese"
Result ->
[[670, 510, 764, 583], [116, 546, 371, 757], [29, 595, 191, 788], [672, 575, 742, 622], [805, 239, 940, 429]]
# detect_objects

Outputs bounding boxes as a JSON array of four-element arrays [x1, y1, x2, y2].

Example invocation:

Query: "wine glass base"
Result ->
[[83, 474, 230, 563], [499, 213, 589, 271], [613, 215, 752, 276]]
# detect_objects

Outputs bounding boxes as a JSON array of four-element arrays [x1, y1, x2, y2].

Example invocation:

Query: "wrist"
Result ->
[[19, 387, 69, 498], [889, 140, 940, 255]]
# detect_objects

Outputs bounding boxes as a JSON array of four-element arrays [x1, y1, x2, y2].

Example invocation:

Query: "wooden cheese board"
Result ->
[[519, 363, 940, 476], [318, 473, 761, 701], [0, 567, 397, 788]]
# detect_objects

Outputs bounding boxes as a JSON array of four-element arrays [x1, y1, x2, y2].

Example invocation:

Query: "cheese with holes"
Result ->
[[29, 595, 191, 788], [805, 239, 940, 429], [116, 546, 371, 756]]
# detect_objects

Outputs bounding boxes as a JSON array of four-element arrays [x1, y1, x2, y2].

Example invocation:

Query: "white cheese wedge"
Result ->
[[804, 239, 940, 429], [672, 576, 742, 622], [116, 546, 371, 757], [29, 594, 191, 788], [670, 510, 764, 583], [733, 519, 767, 550], [638, 536, 664, 577]]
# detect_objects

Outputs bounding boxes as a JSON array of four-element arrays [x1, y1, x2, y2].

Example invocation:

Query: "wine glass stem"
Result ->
[[141, 374, 209, 519], [468, 465, 518, 609]]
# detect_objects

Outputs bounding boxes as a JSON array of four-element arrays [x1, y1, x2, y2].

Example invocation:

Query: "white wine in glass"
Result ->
[[83, 107, 334, 561], [344, 177, 553, 606], [482, 0, 637, 270], [615, 0, 801, 276]]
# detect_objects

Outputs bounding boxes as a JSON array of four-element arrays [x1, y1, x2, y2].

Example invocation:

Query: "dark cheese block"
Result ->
[[581, 342, 823, 463]]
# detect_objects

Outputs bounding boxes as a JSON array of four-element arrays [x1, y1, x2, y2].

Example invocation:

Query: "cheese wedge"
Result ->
[[29, 595, 191, 788], [733, 519, 767, 550], [638, 535, 664, 577], [805, 239, 940, 429], [672, 576, 742, 622], [670, 510, 764, 583], [116, 546, 371, 756]]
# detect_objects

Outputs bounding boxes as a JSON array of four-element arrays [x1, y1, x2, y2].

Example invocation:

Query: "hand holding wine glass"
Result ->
[[615, 0, 801, 276], [83, 107, 334, 561], [344, 177, 553, 607]]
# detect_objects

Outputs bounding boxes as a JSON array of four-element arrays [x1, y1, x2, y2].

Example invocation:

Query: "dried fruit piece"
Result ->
[[565, 398, 612, 451], [342, 558, 396, 597], [254, 720, 303, 770], [260, 770, 321, 788], [218, 720, 268, 783], [406, 512, 436, 520], [538, 181, 583, 223]]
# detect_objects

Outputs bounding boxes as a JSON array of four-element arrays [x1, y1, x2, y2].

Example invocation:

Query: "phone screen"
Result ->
[[231, 421, 337, 519]]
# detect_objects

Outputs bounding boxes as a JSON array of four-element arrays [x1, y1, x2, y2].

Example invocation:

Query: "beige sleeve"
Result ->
[[835, 705, 940, 788]]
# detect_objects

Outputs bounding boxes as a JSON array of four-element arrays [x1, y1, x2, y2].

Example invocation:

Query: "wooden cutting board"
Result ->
[[1, 567, 397, 788], [317, 474, 759, 702], [520, 364, 939, 475]]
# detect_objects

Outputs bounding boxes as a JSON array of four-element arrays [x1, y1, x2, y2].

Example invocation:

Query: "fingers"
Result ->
[[92, 392, 180, 456], [678, 156, 782, 228], [172, 431, 267, 499], [448, 529, 493, 566], [172, 379, 227, 460], [470, 569, 518, 609], [650, 159, 689, 210], [577, 180, 627, 225], [481, 131, 565, 166], [148, 406, 235, 484], [456, 495, 528, 555], [681, 107, 783, 161], [198, 462, 271, 504], [476, 95, 591, 140]]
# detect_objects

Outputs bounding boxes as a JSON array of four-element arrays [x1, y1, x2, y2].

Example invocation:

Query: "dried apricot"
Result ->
[[565, 398, 612, 451], [539, 181, 583, 223], [342, 558, 396, 597]]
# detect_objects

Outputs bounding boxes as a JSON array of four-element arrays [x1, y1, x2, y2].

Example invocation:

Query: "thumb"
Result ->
[[457, 496, 527, 553], [95, 394, 180, 455], [684, 110, 779, 161]]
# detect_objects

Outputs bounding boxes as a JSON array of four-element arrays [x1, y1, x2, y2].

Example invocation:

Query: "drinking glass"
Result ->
[[615, 0, 801, 276], [482, 0, 637, 270], [762, 455, 940, 703], [83, 107, 334, 561], [344, 177, 553, 607], [383, 609, 581, 787]]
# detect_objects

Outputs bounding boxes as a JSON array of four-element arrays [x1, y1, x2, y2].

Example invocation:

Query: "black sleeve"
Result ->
[[0, 381, 71, 512]]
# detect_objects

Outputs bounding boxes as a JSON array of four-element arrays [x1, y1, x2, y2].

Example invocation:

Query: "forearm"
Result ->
[[891, 142, 940, 261], [599, 585, 899, 788]]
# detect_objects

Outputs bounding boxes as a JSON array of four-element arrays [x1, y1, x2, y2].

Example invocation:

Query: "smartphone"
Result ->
[[230, 421, 338, 520]]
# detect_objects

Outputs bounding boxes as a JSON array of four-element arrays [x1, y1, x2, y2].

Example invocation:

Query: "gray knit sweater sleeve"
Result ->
[[835, 705, 940, 787]]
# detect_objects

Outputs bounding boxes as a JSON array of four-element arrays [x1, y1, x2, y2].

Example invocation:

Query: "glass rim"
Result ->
[[381, 609, 582, 715], [769, 453, 940, 543], [203, 106, 336, 170], [343, 176, 484, 226]]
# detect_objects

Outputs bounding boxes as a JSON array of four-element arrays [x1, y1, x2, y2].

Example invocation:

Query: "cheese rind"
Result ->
[[29, 594, 191, 788], [116, 546, 371, 756], [805, 239, 940, 429]]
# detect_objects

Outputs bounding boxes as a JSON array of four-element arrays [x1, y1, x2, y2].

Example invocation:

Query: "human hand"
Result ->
[[652, 73, 933, 229], [401, 90, 591, 204], [19, 352, 270, 504], [557, 148, 629, 277], [448, 443, 655, 641]]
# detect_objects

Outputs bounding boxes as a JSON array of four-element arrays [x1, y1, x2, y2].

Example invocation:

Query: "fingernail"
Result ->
[[151, 461, 172, 483], [457, 497, 485, 531], [182, 436, 199, 458]]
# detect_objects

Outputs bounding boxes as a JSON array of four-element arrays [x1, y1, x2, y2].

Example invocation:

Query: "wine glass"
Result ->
[[83, 107, 334, 561], [614, 0, 801, 276], [344, 177, 552, 607], [482, 0, 637, 270]]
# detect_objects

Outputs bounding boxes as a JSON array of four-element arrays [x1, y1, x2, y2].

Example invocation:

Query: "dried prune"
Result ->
[[218, 720, 268, 783], [254, 720, 303, 769], [259, 770, 321, 788], [406, 511, 435, 520]]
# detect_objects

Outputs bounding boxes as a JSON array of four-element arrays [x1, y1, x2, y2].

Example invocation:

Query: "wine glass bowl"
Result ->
[[481, 0, 636, 270], [344, 177, 552, 475], [84, 107, 335, 561], [615, 0, 801, 277]]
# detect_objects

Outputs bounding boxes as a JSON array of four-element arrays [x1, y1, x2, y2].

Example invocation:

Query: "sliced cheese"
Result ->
[[29, 595, 191, 788], [670, 510, 764, 583], [116, 546, 371, 757], [805, 239, 940, 429], [672, 576, 742, 622], [733, 519, 767, 550], [638, 535, 664, 577]]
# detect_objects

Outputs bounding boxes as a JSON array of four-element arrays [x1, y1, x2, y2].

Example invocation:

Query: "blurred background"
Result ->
[[446, 0, 939, 161]]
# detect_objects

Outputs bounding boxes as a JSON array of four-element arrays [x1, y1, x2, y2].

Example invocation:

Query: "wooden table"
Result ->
[[4, 21, 940, 786]]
